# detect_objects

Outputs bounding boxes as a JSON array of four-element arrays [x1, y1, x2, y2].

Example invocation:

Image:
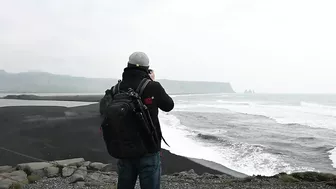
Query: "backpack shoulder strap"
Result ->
[[136, 78, 151, 96], [161, 135, 170, 147], [112, 80, 121, 95]]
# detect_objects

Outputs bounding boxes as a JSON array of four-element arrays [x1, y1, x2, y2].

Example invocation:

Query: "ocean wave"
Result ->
[[158, 112, 311, 176], [181, 101, 336, 131], [210, 141, 306, 176], [301, 101, 336, 109], [328, 148, 336, 168], [300, 101, 336, 117], [312, 146, 336, 152], [174, 95, 336, 131]]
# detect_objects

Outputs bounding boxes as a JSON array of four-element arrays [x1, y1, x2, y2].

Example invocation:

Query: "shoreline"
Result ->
[[1, 95, 335, 177], [0, 94, 249, 177], [188, 158, 248, 178], [0, 103, 238, 177]]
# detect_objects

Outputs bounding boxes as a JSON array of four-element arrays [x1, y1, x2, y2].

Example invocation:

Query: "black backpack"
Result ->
[[99, 78, 160, 159]]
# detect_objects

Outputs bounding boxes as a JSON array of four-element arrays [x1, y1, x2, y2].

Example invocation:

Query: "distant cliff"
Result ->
[[0, 70, 235, 94]]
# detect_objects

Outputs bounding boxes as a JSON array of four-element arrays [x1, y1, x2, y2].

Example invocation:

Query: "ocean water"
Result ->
[[1, 93, 336, 176], [160, 93, 336, 176]]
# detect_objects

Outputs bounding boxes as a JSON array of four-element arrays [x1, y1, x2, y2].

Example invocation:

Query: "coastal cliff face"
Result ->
[[0, 71, 117, 93], [0, 70, 235, 94]]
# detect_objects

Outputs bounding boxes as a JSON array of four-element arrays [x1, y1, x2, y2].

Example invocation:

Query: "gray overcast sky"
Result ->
[[0, 0, 335, 93]]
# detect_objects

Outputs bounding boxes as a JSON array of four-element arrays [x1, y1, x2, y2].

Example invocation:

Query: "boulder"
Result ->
[[0, 166, 12, 174], [52, 158, 85, 167], [89, 162, 108, 171], [17, 162, 53, 173], [62, 166, 77, 177], [0, 170, 28, 189], [101, 164, 114, 172], [0, 179, 12, 189], [69, 166, 87, 183], [44, 166, 59, 178], [27, 175, 42, 184], [83, 161, 91, 168], [31, 169, 46, 178], [87, 172, 111, 183]]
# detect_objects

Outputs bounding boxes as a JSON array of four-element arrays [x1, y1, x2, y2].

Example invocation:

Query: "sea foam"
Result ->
[[328, 148, 336, 168], [159, 112, 308, 176]]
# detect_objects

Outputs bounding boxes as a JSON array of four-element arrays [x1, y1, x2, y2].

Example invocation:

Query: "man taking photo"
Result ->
[[100, 52, 174, 189]]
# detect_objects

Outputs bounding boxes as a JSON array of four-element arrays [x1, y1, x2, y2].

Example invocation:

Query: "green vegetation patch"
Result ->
[[27, 175, 42, 183], [290, 172, 336, 182]]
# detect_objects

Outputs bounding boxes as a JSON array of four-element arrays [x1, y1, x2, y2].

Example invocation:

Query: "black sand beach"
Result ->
[[0, 103, 230, 176]]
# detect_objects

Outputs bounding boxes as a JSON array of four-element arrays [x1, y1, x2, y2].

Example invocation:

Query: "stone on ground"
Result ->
[[83, 161, 91, 167], [44, 166, 59, 178], [52, 158, 85, 167], [69, 166, 87, 183], [17, 162, 53, 173], [0, 170, 28, 189], [0, 166, 12, 174], [62, 166, 77, 177], [89, 162, 108, 171]]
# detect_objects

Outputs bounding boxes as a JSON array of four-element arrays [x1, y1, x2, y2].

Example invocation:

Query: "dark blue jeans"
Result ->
[[117, 152, 161, 189]]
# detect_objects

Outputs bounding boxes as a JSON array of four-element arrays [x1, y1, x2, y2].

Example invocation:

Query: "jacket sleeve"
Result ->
[[153, 82, 174, 112]]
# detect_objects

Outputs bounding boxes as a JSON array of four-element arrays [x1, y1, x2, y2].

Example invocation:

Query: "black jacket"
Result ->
[[118, 67, 174, 152]]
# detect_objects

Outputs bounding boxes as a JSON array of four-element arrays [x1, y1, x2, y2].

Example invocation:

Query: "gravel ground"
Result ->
[[22, 177, 108, 189], [21, 175, 336, 189]]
